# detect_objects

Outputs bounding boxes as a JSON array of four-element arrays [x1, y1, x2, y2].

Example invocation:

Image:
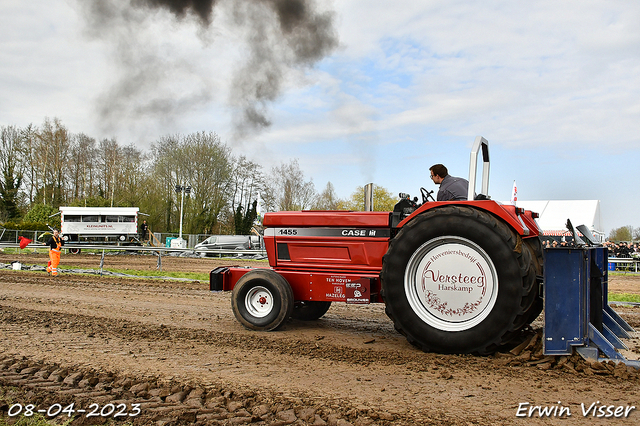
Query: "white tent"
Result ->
[[508, 200, 605, 242]]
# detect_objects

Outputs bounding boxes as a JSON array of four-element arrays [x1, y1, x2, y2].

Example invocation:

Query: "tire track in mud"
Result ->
[[1, 355, 408, 426], [0, 271, 397, 337], [0, 306, 490, 426], [2, 304, 639, 425], [3, 304, 638, 378], [0, 305, 487, 372], [2, 266, 640, 425]]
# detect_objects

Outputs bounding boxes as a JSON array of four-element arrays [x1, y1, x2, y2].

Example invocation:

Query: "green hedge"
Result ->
[[0, 221, 49, 231]]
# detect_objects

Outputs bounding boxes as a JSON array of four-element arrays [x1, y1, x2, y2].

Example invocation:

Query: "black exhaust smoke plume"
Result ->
[[79, 0, 337, 140], [230, 0, 337, 136], [135, 0, 216, 24]]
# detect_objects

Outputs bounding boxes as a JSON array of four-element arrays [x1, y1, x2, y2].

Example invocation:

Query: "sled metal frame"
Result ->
[[543, 246, 639, 368]]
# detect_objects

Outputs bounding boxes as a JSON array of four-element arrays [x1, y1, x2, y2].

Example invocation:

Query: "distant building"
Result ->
[[508, 200, 604, 243]]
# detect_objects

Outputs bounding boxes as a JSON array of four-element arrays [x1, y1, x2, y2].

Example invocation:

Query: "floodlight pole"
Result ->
[[175, 184, 191, 240], [179, 189, 185, 240]]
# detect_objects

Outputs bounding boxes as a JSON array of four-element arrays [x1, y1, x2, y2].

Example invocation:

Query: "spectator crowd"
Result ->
[[542, 239, 639, 258], [603, 241, 639, 258]]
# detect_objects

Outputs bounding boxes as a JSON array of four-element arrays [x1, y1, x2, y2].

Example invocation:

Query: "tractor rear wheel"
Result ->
[[380, 205, 541, 354], [231, 269, 294, 331], [291, 301, 332, 321], [521, 238, 544, 324]]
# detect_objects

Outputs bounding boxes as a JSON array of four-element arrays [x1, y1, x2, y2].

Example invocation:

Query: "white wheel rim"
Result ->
[[404, 236, 499, 331], [245, 286, 274, 318]]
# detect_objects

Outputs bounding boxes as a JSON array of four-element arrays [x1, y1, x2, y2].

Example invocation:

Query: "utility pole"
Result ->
[[110, 173, 115, 207], [175, 184, 191, 241]]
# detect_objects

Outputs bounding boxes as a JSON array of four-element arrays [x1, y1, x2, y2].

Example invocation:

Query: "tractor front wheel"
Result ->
[[231, 269, 294, 331]]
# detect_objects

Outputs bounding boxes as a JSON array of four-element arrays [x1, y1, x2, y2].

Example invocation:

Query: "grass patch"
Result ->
[[609, 271, 640, 277], [608, 293, 640, 303], [1, 248, 48, 255], [95, 268, 209, 281], [0, 415, 131, 426], [0, 414, 72, 426], [53, 266, 209, 281]]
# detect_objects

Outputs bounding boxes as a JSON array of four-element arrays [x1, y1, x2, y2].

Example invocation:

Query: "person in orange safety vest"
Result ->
[[46, 229, 64, 276]]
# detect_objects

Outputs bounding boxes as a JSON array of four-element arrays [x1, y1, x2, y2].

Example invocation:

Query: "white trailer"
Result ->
[[59, 207, 140, 244]]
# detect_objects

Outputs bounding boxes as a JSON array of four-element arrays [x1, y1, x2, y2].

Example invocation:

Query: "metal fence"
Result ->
[[0, 242, 265, 256], [0, 227, 225, 249], [608, 258, 640, 273], [0, 228, 45, 244], [152, 233, 211, 248], [0, 241, 267, 274]]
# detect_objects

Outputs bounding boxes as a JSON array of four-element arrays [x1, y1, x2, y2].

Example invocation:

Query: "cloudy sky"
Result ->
[[1, 0, 639, 234]]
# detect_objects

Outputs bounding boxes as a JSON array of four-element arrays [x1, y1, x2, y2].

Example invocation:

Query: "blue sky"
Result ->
[[1, 0, 639, 234]]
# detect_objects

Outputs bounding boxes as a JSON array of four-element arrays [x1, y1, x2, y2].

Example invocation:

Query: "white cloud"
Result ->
[[2, 0, 640, 231], [316, 0, 640, 150]]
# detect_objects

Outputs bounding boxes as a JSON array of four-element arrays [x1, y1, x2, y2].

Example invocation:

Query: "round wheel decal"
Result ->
[[405, 236, 498, 331]]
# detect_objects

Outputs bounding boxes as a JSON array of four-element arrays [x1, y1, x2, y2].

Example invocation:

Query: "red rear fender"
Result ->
[[398, 200, 540, 238]]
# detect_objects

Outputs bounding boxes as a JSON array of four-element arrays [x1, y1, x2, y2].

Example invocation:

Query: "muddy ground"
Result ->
[[0, 251, 639, 425]]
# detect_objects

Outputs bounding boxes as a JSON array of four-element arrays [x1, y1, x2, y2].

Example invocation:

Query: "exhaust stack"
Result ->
[[364, 183, 374, 212]]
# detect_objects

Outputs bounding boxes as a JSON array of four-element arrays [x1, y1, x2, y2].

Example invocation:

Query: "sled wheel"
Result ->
[[291, 301, 332, 321], [381, 205, 536, 355], [231, 269, 294, 331]]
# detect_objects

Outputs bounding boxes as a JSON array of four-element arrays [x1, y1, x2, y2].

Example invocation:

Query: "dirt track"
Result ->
[[1, 252, 640, 425]]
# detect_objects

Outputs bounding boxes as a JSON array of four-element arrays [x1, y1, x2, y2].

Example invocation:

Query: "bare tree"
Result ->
[[148, 132, 232, 234], [68, 133, 97, 202], [37, 118, 71, 206], [20, 124, 40, 205], [117, 144, 145, 207], [313, 181, 340, 210], [96, 138, 121, 205], [0, 125, 25, 220], [182, 132, 232, 234], [229, 155, 264, 228], [262, 159, 316, 212], [148, 134, 181, 231]]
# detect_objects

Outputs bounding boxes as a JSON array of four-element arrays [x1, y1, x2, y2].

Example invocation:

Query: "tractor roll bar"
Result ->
[[467, 136, 490, 201]]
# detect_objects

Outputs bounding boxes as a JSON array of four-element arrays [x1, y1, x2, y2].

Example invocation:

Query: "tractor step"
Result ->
[[543, 246, 639, 368]]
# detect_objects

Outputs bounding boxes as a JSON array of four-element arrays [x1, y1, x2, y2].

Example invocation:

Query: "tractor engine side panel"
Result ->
[[265, 229, 390, 272], [263, 211, 391, 272]]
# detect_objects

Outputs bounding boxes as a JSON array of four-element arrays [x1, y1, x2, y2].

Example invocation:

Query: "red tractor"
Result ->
[[211, 137, 544, 354]]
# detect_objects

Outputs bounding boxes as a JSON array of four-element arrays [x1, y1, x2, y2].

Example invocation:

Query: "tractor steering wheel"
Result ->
[[420, 187, 435, 203]]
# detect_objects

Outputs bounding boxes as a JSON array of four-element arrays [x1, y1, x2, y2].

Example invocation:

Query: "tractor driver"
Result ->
[[429, 164, 469, 201]]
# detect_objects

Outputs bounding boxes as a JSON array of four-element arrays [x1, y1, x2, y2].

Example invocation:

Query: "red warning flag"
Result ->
[[18, 236, 32, 249]]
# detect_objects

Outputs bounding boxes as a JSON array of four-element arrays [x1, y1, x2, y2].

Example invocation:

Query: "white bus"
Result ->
[[59, 207, 140, 244]]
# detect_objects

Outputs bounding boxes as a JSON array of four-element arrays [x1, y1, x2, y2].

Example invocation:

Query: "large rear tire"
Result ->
[[231, 269, 294, 331], [521, 238, 544, 324], [381, 206, 539, 354]]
